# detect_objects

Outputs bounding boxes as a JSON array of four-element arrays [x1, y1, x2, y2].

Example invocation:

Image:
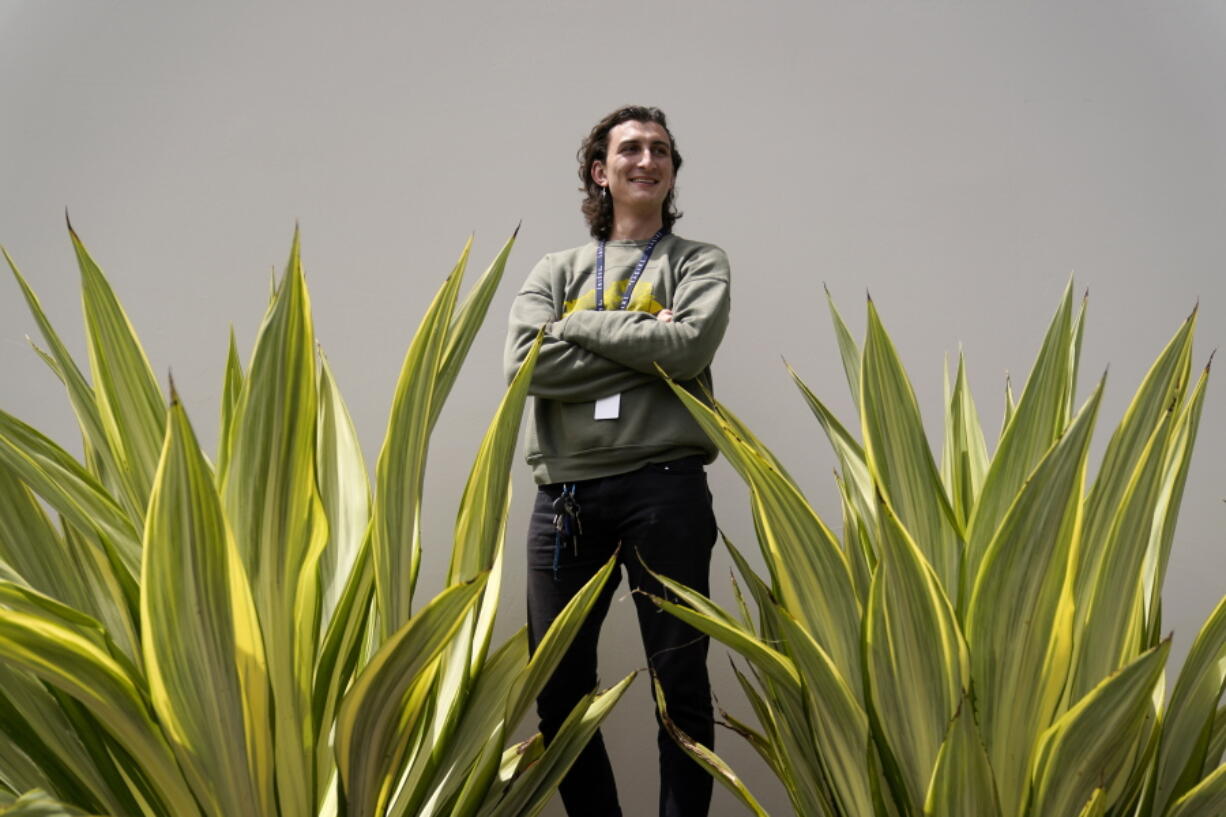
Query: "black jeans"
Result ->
[[526, 456, 717, 817]]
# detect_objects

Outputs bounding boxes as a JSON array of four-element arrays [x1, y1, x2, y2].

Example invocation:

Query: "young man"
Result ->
[[503, 106, 731, 817]]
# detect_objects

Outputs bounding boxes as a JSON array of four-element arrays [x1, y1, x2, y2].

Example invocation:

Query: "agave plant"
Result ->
[[648, 284, 1224, 817], [0, 224, 634, 817]]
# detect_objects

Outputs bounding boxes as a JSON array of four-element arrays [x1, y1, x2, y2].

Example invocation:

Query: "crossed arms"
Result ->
[[503, 247, 731, 403]]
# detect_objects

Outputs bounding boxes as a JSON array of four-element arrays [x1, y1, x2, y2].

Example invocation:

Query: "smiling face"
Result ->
[[591, 119, 676, 224]]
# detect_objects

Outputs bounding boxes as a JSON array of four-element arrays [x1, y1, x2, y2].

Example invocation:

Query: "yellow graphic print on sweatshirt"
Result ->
[[561, 279, 665, 317]]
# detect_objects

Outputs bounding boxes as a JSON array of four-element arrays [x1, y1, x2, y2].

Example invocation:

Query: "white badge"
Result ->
[[594, 393, 621, 420]]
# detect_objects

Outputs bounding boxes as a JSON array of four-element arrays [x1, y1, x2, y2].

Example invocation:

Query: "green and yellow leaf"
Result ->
[[923, 695, 1001, 817], [3, 247, 120, 499], [316, 349, 370, 634], [775, 611, 874, 817], [71, 225, 166, 527], [940, 352, 989, 533], [1142, 364, 1209, 642], [1075, 309, 1195, 629], [336, 573, 487, 817], [1166, 762, 1226, 817], [1148, 594, 1226, 816], [1030, 640, 1168, 817], [1070, 407, 1173, 701], [824, 285, 862, 410], [965, 382, 1101, 817], [861, 298, 962, 602], [220, 228, 326, 817], [666, 382, 862, 689], [0, 609, 200, 816], [864, 500, 969, 813], [370, 239, 469, 636], [653, 674, 771, 817], [141, 394, 273, 817], [474, 672, 636, 817], [965, 282, 1076, 592]]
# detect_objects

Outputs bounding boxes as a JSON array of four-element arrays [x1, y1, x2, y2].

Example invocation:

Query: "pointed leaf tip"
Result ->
[[64, 208, 75, 234], [513, 220, 522, 238], [167, 370, 179, 404]]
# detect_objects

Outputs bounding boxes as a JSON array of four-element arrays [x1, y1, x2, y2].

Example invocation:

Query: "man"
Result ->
[[503, 105, 731, 817]]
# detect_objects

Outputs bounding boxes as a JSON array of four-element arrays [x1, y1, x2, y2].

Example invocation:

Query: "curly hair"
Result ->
[[578, 105, 684, 240]]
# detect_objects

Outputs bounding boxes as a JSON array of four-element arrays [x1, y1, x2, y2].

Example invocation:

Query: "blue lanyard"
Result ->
[[595, 229, 667, 311]]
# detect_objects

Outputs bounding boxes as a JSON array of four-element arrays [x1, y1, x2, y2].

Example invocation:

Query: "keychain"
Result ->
[[551, 483, 582, 580]]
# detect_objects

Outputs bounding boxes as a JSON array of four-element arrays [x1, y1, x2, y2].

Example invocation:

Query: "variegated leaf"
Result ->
[[865, 500, 970, 813], [316, 349, 370, 635], [965, 282, 1076, 593], [371, 239, 469, 636], [965, 382, 1102, 817], [923, 695, 1001, 817], [1148, 594, 1226, 816], [652, 674, 771, 817], [940, 352, 989, 533], [861, 298, 962, 602], [0, 609, 200, 816], [336, 574, 488, 817], [141, 393, 273, 817], [220, 229, 326, 817], [71, 225, 166, 527], [1166, 763, 1226, 817], [1030, 641, 1168, 817], [665, 382, 862, 690], [473, 672, 636, 817], [1075, 309, 1195, 631]]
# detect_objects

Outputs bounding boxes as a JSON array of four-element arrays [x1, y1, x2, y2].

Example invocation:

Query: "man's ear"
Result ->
[[591, 160, 607, 187]]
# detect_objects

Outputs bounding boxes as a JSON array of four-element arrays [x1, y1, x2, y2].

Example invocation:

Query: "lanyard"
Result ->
[[595, 229, 667, 311]]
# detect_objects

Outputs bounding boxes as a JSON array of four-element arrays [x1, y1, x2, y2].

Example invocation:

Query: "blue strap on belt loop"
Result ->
[[552, 482, 579, 581]]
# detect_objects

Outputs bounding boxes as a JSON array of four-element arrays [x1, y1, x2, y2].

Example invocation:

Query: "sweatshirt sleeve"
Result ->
[[553, 245, 730, 380], [504, 254, 655, 402]]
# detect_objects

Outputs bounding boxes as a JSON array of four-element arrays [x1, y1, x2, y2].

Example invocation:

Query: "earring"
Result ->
[[601, 186, 608, 200]]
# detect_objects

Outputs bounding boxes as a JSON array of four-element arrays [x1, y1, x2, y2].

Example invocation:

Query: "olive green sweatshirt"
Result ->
[[504, 234, 731, 484]]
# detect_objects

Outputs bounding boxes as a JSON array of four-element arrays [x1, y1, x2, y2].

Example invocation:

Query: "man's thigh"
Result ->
[[615, 460, 717, 596], [525, 483, 623, 652]]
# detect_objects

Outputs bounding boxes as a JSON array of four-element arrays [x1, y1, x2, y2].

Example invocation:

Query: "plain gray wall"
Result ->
[[2, 2, 1223, 815]]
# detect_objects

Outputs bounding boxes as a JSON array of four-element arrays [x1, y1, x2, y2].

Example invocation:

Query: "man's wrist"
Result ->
[[547, 315, 572, 339]]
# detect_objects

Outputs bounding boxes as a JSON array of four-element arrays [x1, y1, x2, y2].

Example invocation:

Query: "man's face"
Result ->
[[592, 120, 675, 218]]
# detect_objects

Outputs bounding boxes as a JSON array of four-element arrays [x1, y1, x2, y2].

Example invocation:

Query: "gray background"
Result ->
[[2, 2, 1223, 814]]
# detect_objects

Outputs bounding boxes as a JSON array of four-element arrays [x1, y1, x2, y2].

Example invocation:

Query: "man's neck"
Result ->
[[608, 210, 664, 241]]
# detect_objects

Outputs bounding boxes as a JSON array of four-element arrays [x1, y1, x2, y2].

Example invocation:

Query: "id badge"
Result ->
[[594, 393, 620, 420]]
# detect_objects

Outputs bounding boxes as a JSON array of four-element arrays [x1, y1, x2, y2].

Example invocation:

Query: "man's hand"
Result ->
[[656, 309, 674, 323]]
